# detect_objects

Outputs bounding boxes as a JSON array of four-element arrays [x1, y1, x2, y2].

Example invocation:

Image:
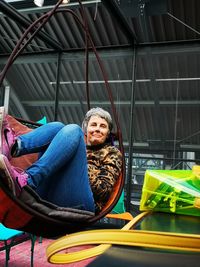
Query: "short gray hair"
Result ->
[[82, 107, 113, 133]]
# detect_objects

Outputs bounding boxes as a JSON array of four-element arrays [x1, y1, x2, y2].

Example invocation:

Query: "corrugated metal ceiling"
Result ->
[[0, 0, 200, 156]]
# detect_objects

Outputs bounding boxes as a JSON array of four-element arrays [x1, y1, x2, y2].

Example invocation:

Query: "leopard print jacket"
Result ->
[[86, 143, 123, 213]]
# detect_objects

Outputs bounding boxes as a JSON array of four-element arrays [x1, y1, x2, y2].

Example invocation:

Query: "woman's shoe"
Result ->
[[0, 154, 28, 196]]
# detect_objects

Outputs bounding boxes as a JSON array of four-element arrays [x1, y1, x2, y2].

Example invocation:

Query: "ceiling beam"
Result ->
[[21, 100, 200, 107], [1, 43, 200, 64], [8, 0, 102, 14]]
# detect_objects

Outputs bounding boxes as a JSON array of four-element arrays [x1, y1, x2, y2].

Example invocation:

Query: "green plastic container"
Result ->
[[140, 169, 200, 217]]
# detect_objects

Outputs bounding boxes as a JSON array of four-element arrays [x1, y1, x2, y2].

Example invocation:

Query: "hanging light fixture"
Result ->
[[34, 0, 70, 7], [34, 0, 44, 7]]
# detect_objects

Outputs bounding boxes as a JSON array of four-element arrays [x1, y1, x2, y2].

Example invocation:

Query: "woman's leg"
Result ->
[[0, 121, 66, 196], [16, 121, 65, 155], [26, 124, 95, 212]]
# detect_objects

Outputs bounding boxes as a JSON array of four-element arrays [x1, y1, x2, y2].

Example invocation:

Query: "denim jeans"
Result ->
[[17, 122, 95, 212]]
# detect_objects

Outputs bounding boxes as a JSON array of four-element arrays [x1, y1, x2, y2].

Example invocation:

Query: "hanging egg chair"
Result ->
[[0, 0, 125, 238]]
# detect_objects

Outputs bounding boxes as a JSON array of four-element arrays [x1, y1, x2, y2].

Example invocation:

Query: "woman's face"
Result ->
[[86, 115, 109, 146]]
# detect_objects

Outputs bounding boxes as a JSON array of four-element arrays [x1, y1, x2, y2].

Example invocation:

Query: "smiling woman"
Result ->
[[86, 116, 109, 146], [82, 108, 112, 146]]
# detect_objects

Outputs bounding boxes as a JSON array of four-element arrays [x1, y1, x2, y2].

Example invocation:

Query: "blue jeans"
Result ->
[[17, 122, 95, 212]]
